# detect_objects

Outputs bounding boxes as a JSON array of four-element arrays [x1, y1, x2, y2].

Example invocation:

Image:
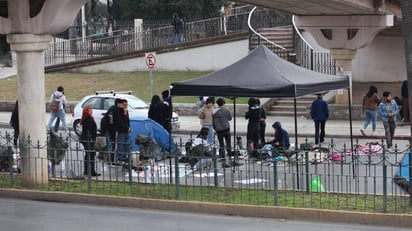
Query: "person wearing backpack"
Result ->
[[46, 86, 68, 133], [101, 98, 121, 165]]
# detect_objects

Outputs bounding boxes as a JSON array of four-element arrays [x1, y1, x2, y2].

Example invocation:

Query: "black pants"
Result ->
[[314, 120, 326, 144], [216, 129, 231, 159], [259, 123, 266, 146], [82, 141, 97, 175]]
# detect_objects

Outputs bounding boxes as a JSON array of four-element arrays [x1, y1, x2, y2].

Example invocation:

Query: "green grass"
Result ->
[[2, 176, 411, 214], [0, 71, 250, 104]]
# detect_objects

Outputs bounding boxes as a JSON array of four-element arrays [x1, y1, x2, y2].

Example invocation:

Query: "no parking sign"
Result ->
[[145, 52, 156, 98], [145, 52, 156, 69]]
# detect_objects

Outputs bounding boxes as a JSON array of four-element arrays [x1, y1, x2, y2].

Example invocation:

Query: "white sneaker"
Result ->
[[387, 147, 395, 153], [372, 131, 379, 136], [360, 128, 366, 136]]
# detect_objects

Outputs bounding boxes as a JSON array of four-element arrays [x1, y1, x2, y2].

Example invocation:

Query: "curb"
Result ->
[[0, 188, 410, 228]]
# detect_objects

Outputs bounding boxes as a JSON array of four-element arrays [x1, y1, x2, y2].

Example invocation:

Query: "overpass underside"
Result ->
[[237, 0, 401, 17]]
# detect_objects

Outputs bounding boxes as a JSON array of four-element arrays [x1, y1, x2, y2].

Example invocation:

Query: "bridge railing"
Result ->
[[44, 7, 300, 67]]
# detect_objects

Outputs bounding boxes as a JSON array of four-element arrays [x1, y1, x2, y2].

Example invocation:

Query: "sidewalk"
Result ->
[[176, 115, 411, 141], [0, 112, 409, 141]]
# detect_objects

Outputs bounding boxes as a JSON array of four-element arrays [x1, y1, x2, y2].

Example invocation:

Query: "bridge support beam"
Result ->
[[1, 0, 88, 186], [7, 34, 52, 186], [295, 15, 394, 104]]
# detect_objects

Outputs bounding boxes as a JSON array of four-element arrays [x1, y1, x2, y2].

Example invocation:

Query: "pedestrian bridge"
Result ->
[[238, 0, 401, 17]]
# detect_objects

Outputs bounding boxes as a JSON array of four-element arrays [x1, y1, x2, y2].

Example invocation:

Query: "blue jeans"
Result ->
[[46, 109, 68, 132], [171, 33, 183, 44], [115, 133, 130, 162], [363, 109, 377, 132], [202, 125, 214, 145]]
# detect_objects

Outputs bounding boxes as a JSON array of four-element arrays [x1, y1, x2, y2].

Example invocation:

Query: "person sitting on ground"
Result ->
[[190, 127, 213, 171], [259, 121, 290, 159]]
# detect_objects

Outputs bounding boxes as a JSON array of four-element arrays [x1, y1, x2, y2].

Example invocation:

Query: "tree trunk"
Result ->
[[400, 0, 412, 204]]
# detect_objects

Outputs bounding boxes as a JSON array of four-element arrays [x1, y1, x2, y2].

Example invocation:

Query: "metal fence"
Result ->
[[0, 131, 411, 214], [294, 37, 336, 75]]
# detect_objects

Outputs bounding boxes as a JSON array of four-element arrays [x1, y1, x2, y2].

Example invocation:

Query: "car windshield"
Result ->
[[125, 95, 149, 109]]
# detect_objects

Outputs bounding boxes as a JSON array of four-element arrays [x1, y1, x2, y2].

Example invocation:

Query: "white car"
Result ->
[[71, 92, 180, 136]]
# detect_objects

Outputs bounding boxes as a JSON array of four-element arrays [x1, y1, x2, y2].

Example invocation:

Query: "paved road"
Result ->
[[0, 198, 408, 231]]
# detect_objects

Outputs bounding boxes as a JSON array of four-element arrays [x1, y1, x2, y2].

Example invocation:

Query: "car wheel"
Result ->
[[73, 120, 82, 136]]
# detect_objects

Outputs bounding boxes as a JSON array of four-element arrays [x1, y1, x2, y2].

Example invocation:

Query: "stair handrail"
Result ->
[[291, 15, 313, 50], [247, 6, 286, 50]]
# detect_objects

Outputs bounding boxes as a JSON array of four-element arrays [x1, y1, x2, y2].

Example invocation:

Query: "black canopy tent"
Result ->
[[170, 45, 352, 186], [170, 45, 349, 97]]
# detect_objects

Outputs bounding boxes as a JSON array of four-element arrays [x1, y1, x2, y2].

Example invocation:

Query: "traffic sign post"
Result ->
[[145, 52, 157, 99]]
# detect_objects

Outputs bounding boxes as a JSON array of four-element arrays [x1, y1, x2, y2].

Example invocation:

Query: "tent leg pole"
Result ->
[[232, 98, 238, 169], [348, 87, 355, 179], [294, 98, 300, 189]]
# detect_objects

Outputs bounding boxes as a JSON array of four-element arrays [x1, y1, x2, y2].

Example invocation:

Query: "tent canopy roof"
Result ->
[[170, 45, 349, 98]]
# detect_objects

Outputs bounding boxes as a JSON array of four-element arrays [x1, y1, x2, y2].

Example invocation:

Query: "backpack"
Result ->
[[100, 109, 113, 134], [50, 94, 62, 112]]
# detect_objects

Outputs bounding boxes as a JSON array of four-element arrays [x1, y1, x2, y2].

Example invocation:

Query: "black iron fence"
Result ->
[[0, 131, 411, 214]]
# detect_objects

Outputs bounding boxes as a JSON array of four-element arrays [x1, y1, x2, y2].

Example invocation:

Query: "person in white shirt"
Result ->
[[46, 86, 68, 133]]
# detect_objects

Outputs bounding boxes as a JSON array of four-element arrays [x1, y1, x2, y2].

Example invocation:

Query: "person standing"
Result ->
[[161, 90, 172, 132], [148, 95, 168, 131], [245, 98, 261, 150], [80, 105, 100, 177], [311, 94, 329, 145], [378, 91, 399, 152], [112, 99, 131, 163], [401, 80, 409, 123], [101, 98, 121, 165], [10, 100, 19, 148], [212, 98, 232, 167], [46, 86, 68, 133], [256, 99, 267, 145], [171, 13, 184, 44], [360, 85, 380, 136], [198, 97, 214, 145]]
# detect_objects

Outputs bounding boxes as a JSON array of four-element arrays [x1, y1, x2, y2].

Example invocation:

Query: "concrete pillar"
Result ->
[[7, 34, 52, 186], [330, 49, 357, 104], [134, 19, 143, 51], [294, 15, 393, 104]]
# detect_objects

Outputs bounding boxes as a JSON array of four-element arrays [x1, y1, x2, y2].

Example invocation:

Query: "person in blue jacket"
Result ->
[[311, 93, 329, 145], [378, 91, 399, 152]]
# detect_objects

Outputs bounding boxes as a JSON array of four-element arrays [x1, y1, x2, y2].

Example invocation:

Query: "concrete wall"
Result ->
[[70, 40, 250, 73], [353, 35, 406, 82], [304, 32, 406, 83]]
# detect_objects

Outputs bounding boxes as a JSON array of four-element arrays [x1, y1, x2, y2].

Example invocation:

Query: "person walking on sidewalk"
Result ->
[[46, 86, 68, 133], [311, 93, 329, 145], [360, 85, 380, 136], [378, 91, 399, 152], [170, 13, 184, 44]]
